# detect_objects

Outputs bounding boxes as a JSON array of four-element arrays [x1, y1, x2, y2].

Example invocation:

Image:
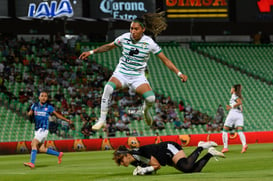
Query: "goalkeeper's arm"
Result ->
[[133, 166, 155, 175], [133, 156, 161, 175]]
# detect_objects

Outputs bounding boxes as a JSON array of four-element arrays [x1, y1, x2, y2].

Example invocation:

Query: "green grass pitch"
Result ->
[[0, 143, 272, 181]]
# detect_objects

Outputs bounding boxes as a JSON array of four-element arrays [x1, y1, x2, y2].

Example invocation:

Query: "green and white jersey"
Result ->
[[229, 93, 242, 112], [114, 32, 162, 76]]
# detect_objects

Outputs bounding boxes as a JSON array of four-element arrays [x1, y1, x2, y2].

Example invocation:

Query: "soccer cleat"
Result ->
[[58, 152, 63, 164], [241, 145, 248, 153], [24, 162, 35, 169], [221, 148, 229, 153], [208, 147, 225, 158], [142, 109, 153, 126], [92, 120, 106, 131], [198, 141, 218, 149]]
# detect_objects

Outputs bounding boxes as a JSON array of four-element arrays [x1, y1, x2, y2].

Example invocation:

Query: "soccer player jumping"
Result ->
[[79, 12, 188, 131]]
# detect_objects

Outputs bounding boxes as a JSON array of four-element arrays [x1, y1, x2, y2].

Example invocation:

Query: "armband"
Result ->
[[89, 50, 94, 55], [177, 72, 182, 77]]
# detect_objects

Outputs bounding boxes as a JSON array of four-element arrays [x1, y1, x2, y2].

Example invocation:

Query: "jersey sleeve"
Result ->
[[30, 104, 35, 111], [48, 105, 55, 114], [150, 40, 162, 55], [114, 33, 126, 47]]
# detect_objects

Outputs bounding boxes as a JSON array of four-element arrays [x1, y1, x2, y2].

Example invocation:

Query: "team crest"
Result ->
[[16, 141, 29, 154], [101, 138, 113, 150], [73, 139, 86, 151], [127, 137, 140, 148], [142, 42, 148, 49]]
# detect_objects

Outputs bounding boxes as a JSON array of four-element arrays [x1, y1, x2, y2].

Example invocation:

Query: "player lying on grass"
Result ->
[[113, 141, 225, 175]]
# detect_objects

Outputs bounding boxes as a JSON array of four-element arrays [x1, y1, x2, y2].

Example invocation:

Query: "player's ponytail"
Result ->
[[133, 11, 167, 37], [233, 84, 243, 100]]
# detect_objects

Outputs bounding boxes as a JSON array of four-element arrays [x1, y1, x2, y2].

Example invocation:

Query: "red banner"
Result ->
[[0, 131, 272, 155]]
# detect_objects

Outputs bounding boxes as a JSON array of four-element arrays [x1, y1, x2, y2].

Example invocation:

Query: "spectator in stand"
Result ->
[[215, 112, 223, 124], [121, 113, 131, 125], [173, 117, 183, 129], [206, 122, 213, 132], [167, 107, 178, 122], [126, 130, 130, 136], [80, 108, 91, 122], [115, 119, 130, 132], [154, 99, 161, 114], [216, 104, 225, 122], [183, 118, 192, 129], [131, 129, 139, 136], [19, 89, 28, 103], [153, 112, 163, 123], [0, 61, 4, 74], [90, 110, 97, 123], [178, 100, 185, 112], [81, 120, 92, 139], [197, 111, 206, 125], [191, 111, 200, 125], [152, 118, 165, 131], [211, 120, 221, 132], [107, 120, 116, 137]]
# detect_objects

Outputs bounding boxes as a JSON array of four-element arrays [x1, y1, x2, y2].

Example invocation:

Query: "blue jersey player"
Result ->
[[24, 91, 72, 169]]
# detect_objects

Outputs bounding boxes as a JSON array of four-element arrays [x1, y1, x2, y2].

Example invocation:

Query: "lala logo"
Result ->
[[28, 0, 74, 19]]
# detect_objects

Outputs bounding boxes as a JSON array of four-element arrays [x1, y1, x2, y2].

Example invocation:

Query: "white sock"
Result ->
[[222, 131, 228, 149], [238, 131, 246, 147], [99, 84, 114, 122]]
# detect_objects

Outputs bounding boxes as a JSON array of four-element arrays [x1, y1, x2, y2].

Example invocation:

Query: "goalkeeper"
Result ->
[[113, 141, 225, 175]]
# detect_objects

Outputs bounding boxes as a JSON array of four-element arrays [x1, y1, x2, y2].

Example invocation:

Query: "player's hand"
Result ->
[[79, 51, 91, 60], [179, 74, 188, 82], [133, 166, 145, 176], [68, 120, 73, 124], [226, 105, 231, 111]]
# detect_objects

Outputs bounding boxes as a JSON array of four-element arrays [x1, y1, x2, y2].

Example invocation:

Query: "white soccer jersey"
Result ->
[[229, 93, 242, 112], [114, 32, 162, 76]]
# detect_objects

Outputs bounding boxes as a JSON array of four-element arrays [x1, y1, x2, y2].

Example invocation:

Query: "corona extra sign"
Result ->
[[28, 0, 74, 19], [89, 0, 155, 20], [165, 0, 228, 19]]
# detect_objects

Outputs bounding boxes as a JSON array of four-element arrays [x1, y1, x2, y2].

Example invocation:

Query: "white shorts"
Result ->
[[224, 110, 244, 128], [112, 71, 150, 90], [34, 128, 49, 143]]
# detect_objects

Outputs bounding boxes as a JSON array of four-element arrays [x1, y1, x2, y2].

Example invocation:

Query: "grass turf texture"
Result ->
[[0, 143, 272, 181]]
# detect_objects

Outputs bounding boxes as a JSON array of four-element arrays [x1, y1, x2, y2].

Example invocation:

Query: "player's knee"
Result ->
[[176, 158, 192, 173], [143, 91, 155, 105], [222, 126, 229, 131], [39, 145, 47, 153], [31, 139, 39, 149], [145, 95, 155, 104]]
